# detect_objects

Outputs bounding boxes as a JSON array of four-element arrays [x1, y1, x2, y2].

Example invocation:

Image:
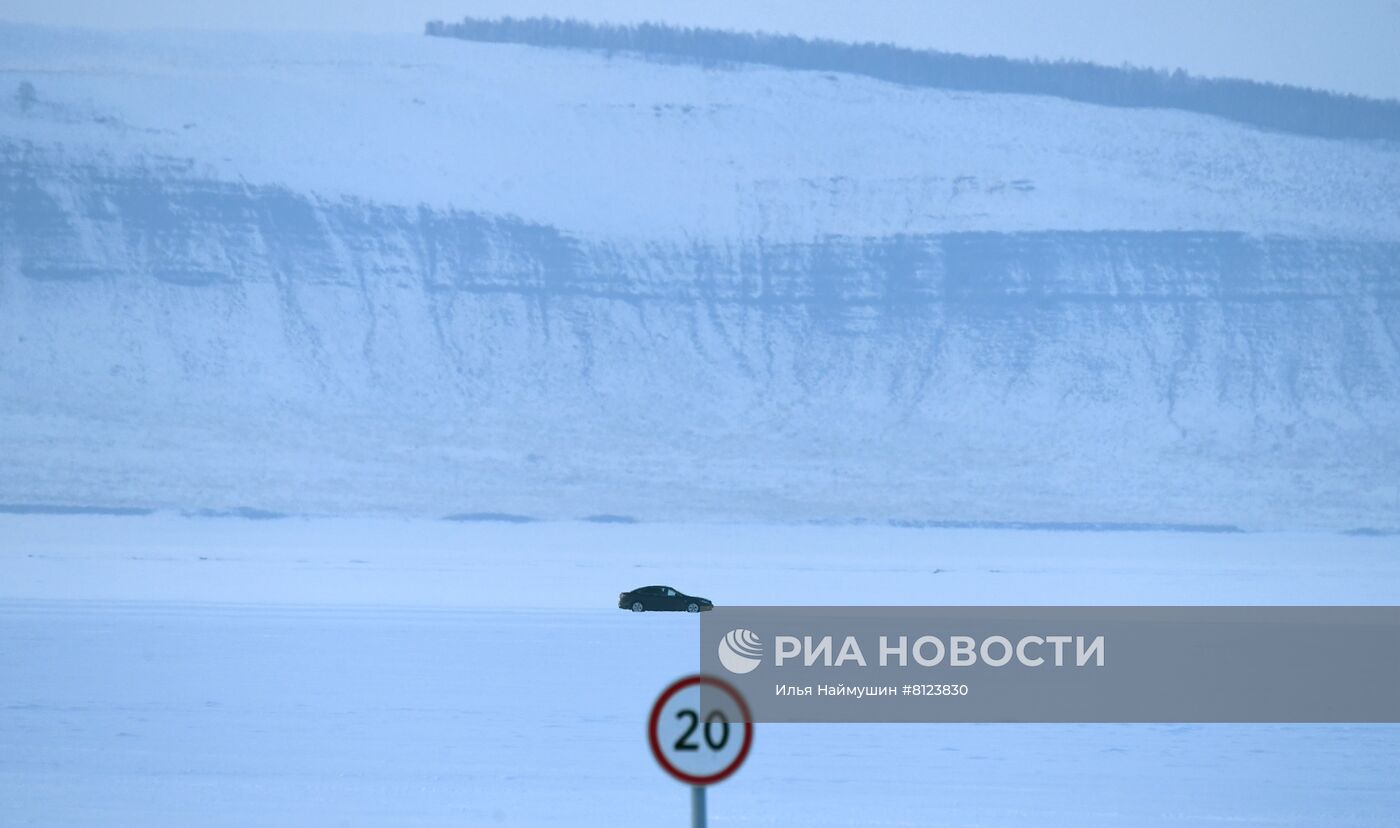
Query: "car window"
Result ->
[[666, 588, 676, 596]]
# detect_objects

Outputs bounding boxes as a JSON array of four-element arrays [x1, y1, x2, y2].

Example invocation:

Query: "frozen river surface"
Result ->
[[2, 515, 1398, 826]]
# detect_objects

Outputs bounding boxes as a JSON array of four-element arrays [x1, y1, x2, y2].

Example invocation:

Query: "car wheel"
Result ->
[[631, 602, 644, 612], [687, 603, 699, 613]]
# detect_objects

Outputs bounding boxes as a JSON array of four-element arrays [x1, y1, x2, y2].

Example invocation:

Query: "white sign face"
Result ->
[[648, 675, 753, 786]]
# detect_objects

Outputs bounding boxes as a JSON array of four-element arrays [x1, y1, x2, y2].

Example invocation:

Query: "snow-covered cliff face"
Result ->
[[1, 27, 1397, 527]]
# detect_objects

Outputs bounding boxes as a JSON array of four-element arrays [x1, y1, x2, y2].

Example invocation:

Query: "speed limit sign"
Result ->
[[648, 674, 754, 786]]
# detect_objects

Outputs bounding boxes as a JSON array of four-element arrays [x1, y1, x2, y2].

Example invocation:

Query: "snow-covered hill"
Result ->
[[1, 25, 1397, 527]]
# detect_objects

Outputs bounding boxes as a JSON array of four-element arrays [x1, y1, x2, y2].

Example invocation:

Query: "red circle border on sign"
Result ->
[[647, 674, 754, 786]]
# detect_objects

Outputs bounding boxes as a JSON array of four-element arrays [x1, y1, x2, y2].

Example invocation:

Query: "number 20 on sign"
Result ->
[[648, 674, 754, 786]]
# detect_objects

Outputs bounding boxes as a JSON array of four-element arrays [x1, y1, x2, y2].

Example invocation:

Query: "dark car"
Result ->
[[619, 585, 713, 613]]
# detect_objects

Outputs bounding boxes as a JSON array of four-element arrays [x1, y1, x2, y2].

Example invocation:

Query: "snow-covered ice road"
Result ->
[[2, 515, 1398, 825]]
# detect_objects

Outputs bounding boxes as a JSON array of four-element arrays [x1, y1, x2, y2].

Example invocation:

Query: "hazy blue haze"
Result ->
[[428, 17, 1400, 142], [1, 25, 1398, 527], [5, 0, 1399, 99]]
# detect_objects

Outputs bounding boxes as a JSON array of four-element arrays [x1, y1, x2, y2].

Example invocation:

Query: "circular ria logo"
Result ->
[[718, 628, 763, 674]]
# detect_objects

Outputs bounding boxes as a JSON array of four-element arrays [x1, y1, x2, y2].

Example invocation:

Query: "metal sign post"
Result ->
[[648, 675, 753, 828]]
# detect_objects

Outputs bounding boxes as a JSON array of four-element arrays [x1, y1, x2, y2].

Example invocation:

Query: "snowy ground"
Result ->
[[3, 514, 1399, 825], [5, 24, 1398, 243], [5, 24, 1399, 530]]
